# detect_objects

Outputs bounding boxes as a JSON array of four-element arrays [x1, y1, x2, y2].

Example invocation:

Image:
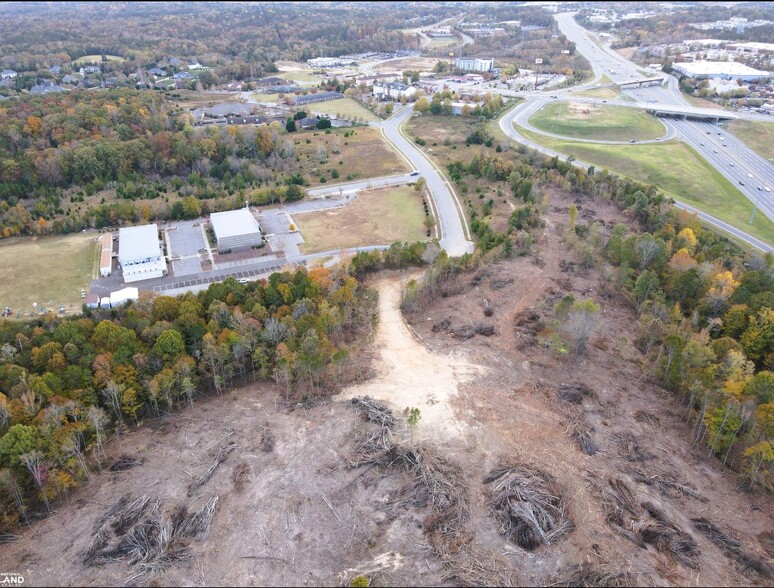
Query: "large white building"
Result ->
[[372, 81, 417, 101], [118, 224, 167, 283], [210, 208, 263, 252], [672, 61, 771, 81], [454, 58, 494, 73], [307, 57, 356, 68]]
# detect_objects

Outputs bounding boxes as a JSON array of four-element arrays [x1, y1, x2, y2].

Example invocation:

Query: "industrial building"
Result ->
[[99, 233, 113, 277], [672, 61, 771, 81], [454, 58, 494, 72], [118, 224, 167, 283], [210, 208, 263, 252]]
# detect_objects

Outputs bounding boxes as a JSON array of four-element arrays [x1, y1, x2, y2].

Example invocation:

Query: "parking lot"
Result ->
[[258, 210, 304, 256], [166, 222, 208, 277]]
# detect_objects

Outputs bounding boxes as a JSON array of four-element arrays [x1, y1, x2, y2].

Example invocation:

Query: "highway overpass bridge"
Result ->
[[642, 103, 738, 122], [618, 77, 665, 89]]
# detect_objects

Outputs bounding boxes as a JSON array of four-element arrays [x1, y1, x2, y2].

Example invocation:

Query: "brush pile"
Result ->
[[549, 562, 639, 587], [80, 493, 220, 581], [692, 517, 772, 579], [187, 442, 237, 496], [637, 501, 700, 569], [484, 465, 574, 550], [109, 455, 143, 472]]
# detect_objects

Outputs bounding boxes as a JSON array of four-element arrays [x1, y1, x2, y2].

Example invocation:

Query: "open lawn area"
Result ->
[[288, 126, 410, 186], [728, 119, 774, 161], [0, 232, 96, 318], [166, 91, 239, 109], [574, 85, 621, 100], [72, 54, 125, 65], [250, 93, 280, 103], [427, 37, 457, 49], [529, 102, 665, 141], [297, 186, 427, 253], [277, 71, 320, 85], [307, 98, 379, 122], [518, 127, 774, 246]]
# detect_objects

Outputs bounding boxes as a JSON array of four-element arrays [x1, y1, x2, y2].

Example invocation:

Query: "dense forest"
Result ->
[[0, 264, 398, 527], [0, 2, 449, 76], [0, 89, 311, 238], [578, 3, 774, 47]]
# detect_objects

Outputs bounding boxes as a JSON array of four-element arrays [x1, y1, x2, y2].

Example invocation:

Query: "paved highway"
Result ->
[[555, 12, 774, 226], [378, 106, 474, 256], [499, 104, 774, 254]]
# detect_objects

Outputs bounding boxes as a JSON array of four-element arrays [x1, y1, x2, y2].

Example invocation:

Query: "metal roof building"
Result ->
[[99, 233, 113, 277], [210, 208, 263, 252], [118, 224, 167, 283], [672, 61, 771, 81]]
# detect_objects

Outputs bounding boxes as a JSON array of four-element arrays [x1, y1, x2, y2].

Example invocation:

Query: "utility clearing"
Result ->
[[1, 194, 773, 586]]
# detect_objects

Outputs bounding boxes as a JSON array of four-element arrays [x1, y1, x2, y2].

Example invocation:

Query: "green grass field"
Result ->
[[72, 54, 125, 65], [0, 232, 97, 317], [574, 85, 621, 100], [307, 98, 379, 122], [277, 71, 320, 85], [298, 186, 426, 253], [518, 127, 774, 246], [728, 119, 774, 162], [251, 93, 280, 102], [529, 102, 665, 141]]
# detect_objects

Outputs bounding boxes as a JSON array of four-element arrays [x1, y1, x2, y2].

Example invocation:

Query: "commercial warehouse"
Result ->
[[118, 224, 167, 283], [672, 61, 771, 81], [210, 208, 263, 252]]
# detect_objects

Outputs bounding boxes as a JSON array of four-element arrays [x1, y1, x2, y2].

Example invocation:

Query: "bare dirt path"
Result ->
[[340, 275, 486, 441]]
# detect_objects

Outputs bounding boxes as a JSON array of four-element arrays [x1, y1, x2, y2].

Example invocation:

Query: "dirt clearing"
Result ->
[[340, 275, 487, 440]]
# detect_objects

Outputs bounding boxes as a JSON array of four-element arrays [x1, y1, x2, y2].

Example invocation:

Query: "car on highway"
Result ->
[[713, 149, 718, 153], [766, 187, 771, 192], [739, 180, 745, 186], [758, 186, 763, 191], [409, 171, 420, 176], [706, 131, 711, 134], [748, 173, 753, 178], [238, 278, 249, 284], [730, 163, 734, 167], [629, 139, 636, 143], [700, 142, 704, 146]]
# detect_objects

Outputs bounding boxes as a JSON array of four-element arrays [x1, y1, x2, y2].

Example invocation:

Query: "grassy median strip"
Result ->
[[529, 102, 665, 142], [518, 126, 774, 246], [298, 186, 426, 253], [0, 232, 96, 316], [727, 119, 774, 162]]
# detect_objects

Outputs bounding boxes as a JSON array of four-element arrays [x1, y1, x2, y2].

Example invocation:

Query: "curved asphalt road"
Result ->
[[499, 104, 773, 254], [378, 106, 474, 257]]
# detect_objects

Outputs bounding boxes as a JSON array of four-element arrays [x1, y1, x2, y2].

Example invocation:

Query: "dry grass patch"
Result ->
[[297, 126, 410, 185], [297, 186, 426, 253], [0, 232, 96, 316]]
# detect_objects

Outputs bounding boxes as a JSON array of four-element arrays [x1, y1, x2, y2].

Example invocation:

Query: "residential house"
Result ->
[[30, 82, 67, 95], [174, 72, 194, 80], [147, 67, 166, 77], [372, 81, 417, 101], [297, 117, 319, 130], [61, 74, 80, 84], [49, 65, 62, 74], [1, 69, 17, 79]]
